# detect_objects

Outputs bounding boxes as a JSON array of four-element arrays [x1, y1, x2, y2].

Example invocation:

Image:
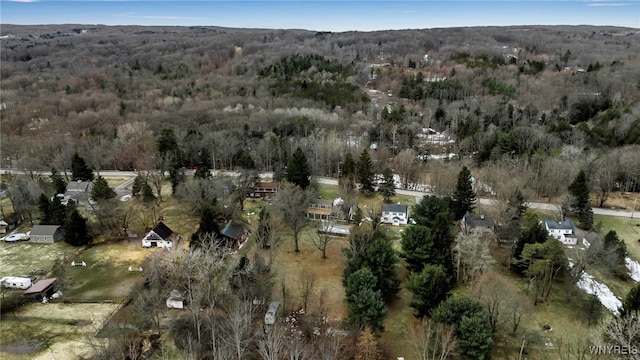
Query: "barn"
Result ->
[[29, 225, 64, 244]]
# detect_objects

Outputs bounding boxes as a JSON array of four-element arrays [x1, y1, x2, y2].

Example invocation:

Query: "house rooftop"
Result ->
[[542, 220, 575, 230], [254, 182, 278, 188], [65, 181, 92, 192], [24, 278, 57, 294], [30, 225, 62, 236], [310, 198, 334, 206], [151, 222, 174, 240], [462, 211, 495, 228], [221, 221, 245, 241], [382, 204, 408, 213]]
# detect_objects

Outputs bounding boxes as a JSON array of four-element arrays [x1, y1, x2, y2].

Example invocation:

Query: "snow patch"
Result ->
[[626, 257, 640, 282], [577, 271, 622, 315]]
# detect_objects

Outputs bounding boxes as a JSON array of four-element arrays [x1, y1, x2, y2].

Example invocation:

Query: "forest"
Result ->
[[1, 24, 640, 359]]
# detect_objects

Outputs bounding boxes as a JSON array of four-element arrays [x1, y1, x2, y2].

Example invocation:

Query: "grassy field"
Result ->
[[594, 214, 640, 260], [0, 302, 120, 360], [0, 240, 78, 278]]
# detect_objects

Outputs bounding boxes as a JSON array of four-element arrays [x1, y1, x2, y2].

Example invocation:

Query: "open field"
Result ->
[[594, 214, 640, 261], [0, 240, 78, 278], [0, 302, 120, 360]]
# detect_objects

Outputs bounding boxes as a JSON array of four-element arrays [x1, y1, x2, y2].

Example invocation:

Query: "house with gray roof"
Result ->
[[461, 212, 496, 233], [541, 220, 578, 246], [381, 203, 409, 226], [29, 225, 64, 244]]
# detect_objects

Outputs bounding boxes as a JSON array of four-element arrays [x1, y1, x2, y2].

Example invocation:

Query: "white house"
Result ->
[[142, 222, 179, 249], [541, 220, 578, 246], [381, 204, 409, 226], [0, 276, 32, 290]]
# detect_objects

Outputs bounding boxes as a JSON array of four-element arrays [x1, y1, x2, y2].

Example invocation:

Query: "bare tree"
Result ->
[[298, 270, 316, 311], [600, 311, 640, 350], [236, 169, 258, 211], [221, 299, 257, 360], [366, 201, 383, 230], [472, 270, 530, 335], [257, 323, 288, 360], [276, 184, 311, 253], [311, 220, 338, 259], [453, 228, 495, 284], [395, 148, 417, 189], [405, 317, 458, 360]]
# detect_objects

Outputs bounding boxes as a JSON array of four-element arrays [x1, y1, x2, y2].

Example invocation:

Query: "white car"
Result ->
[[120, 194, 132, 202], [3, 232, 27, 242]]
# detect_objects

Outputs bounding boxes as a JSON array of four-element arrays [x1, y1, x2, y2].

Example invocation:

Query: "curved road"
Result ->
[[1, 169, 638, 219]]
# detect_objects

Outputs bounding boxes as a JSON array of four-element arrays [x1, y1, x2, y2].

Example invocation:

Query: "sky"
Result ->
[[1, 0, 638, 32]]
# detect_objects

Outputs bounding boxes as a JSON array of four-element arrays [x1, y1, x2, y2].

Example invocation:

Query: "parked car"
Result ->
[[264, 302, 280, 325]]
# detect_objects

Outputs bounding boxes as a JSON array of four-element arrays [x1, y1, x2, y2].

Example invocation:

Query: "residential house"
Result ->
[[307, 199, 335, 220], [251, 182, 278, 199], [29, 225, 64, 244], [461, 212, 495, 233], [0, 276, 32, 290], [142, 222, 179, 249], [220, 221, 249, 250], [541, 220, 578, 246], [64, 180, 94, 205], [381, 204, 409, 226]]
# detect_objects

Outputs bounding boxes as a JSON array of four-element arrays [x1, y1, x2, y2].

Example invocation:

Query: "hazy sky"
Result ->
[[1, 1, 639, 31]]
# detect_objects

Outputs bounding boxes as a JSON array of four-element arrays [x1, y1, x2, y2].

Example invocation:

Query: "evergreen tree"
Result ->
[[412, 195, 451, 228], [357, 149, 375, 194], [49, 196, 67, 225], [511, 222, 549, 272], [604, 230, 628, 274], [194, 150, 212, 179], [285, 147, 311, 189], [568, 170, 593, 230], [191, 207, 221, 249], [452, 166, 476, 220], [366, 238, 401, 302], [64, 207, 91, 246], [71, 152, 94, 181], [432, 296, 493, 360], [582, 294, 603, 326], [91, 176, 116, 201], [50, 168, 67, 195], [131, 176, 145, 196], [142, 183, 156, 203], [345, 267, 388, 332], [431, 212, 456, 278], [400, 225, 435, 273], [407, 264, 450, 318], [378, 167, 396, 202], [38, 193, 52, 224], [620, 283, 640, 317], [342, 152, 356, 179]]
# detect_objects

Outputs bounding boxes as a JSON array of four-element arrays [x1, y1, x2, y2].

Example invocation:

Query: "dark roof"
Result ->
[[542, 220, 575, 230], [30, 225, 62, 236], [311, 198, 334, 207], [151, 222, 174, 240], [254, 182, 278, 189], [24, 278, 57, 294], [65, 181, 92, 193], [462, 211, 495, 229], [221, 221, 244, 241], [382, 204, 408, 214]]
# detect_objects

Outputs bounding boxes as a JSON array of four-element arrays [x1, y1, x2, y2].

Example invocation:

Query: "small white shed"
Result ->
[[1, 276, 32, 290], [166, 289, 185, 309]]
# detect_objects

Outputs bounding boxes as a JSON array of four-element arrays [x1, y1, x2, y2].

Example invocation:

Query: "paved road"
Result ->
[[2, 169, 638, 219]]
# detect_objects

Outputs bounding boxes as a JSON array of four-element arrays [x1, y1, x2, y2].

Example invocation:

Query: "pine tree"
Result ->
[[142, 183, 156, 203], [431, 212, 456, 278], [342, 152, 356, 179], [378, 167, 396, 202], [50, 168, 67, 195], [407, 264, 450, 318], [452, 166, 476, 220], [568, 170, 593, 230], [412, 195, 451, 228], [400, 225, 435, 273], [345, 267, 388, 332], [285, 147, 311, 189], [71, 152, 94, 181], [191, 207, 221, 249], [64, 207, 91, 246], [91, 176, 116, 201], [620, 283, 640, 317], [38, 193, 52, 224], [357, 149, 375, 194], [131, 176, 145, 196]]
